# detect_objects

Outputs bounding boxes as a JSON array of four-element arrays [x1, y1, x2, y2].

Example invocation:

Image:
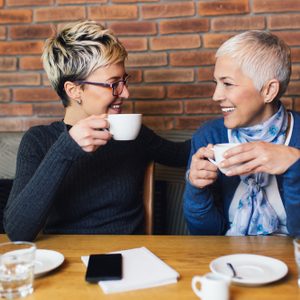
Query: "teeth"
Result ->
[[221, 107, 235, 113], [110, 104, 121, 109]]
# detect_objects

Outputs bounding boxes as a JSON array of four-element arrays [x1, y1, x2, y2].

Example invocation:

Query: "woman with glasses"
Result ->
[[184, 31, 300, 237], [4, 20, 190, 241]]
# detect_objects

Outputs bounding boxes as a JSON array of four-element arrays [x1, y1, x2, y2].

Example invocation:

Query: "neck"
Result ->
[[64, 105, 87, 126]]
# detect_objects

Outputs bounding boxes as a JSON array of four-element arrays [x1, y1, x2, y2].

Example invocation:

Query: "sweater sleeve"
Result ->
[[4, 127, 86, 241], [183, 125, 226, 235], [136, 125, 191, 167]]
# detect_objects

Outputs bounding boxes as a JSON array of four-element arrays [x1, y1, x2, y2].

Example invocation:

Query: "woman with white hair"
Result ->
[[184, 30, 300, 236]]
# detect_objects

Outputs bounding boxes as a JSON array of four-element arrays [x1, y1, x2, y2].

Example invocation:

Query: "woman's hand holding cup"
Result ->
[[69, 114, 112, 152]]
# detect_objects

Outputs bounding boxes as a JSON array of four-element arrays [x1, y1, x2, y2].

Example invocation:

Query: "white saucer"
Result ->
[[210, 254, 288, 286], [34, 249, 65, 277]]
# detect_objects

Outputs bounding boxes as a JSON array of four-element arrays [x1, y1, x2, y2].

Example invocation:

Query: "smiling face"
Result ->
[[78, 62, 129, 117], [213, 55, 276, 129]]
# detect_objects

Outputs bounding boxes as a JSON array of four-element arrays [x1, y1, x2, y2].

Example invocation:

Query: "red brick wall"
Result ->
[[0, 0, 300, 131]]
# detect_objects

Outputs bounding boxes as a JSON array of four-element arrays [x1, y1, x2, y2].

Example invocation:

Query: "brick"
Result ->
[[142, 116, 174, 130], [0, 57, 17, 71], [33, 103, 64, 116], [269, 15, 300, 30], [58, 0, 104, 4], [0, 10, 32, 24], [212, 16, 265, 31], [198, 66, 214, 81], [42, 73, 50, 86], [127, 69, 142, 83], [0, 26, 5, 40], [170, 51, 215, 67], [0, 119, 26, 131], [168, 83, 215, 99], [88, 5, 137, 20], [274, 32, 300, 46], [21, 117, 60, 131], [292, 49, 300, 63], [295, 98, 300, 111], [291, 65, 300, 80], [35, 7, 85, 22], [119, 38, 147, 51], [0, 104, 32, 116], [19, 56, 43, 70], [253, 0, 300, 13], [203, 33, 234, 49], [150, 35, 200, 51], [0, 0, 3, 6], [14, 88, 58, 101], [198, 0, 249, 16], [129, 85, 165, 99], [175, 116, 216, 130], [135, 100, 183, 114], [112, 0, 158, 2], [142, 2, 195, 19], [286, 81, 300, 96], [185, 99, 220, 114], [0, 89, 10, 102], [10, 24, 52, 40], [160, 18, 209, 35], [0, 73, 40, 86], [144, 69, 194, 83], [109, 22, 156, 35], [0, 41, 43, 55], [7, 0, 52, 6], [126, 53, 167, 67]]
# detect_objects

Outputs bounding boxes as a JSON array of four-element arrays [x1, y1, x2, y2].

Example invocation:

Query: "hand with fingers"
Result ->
[[188, 144, 218, 189], [219, 141, 300, 176], [69, 114, 112, 152]]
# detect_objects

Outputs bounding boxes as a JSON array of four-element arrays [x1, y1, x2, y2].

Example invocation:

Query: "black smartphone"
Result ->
[[85, 253, 122, 283]]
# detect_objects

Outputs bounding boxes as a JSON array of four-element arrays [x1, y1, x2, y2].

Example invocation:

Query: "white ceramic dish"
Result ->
[[210, 254, 288, 286], [34, 249, 65, 277]]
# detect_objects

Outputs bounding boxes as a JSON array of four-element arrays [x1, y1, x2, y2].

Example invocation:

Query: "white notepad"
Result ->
[[81, 246, 179, 294]]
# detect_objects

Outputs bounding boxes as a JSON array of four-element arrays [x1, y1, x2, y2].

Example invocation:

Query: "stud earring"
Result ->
[[76, 98, 82, 105]]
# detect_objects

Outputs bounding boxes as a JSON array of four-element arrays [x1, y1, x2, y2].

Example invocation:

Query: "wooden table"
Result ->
[[0, 235, 298, 300]]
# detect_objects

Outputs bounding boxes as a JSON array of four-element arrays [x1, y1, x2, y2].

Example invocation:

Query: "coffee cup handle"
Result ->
[[191, 276, 204, 298], [208, 158, 218, 166]]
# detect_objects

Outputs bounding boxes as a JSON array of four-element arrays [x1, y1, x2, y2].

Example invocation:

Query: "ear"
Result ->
[[64, 81, 82, 102], [262, 79, 280, 104]]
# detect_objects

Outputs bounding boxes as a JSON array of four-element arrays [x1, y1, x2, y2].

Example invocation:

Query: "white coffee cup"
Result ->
[[107, 114, 142, 141], [208, 143, 240, 174], [192, 273, 230, 300]]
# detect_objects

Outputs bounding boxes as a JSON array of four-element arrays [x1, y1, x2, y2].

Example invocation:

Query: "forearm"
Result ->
[[4, 132, 84, 241], [183, 182, 225, 235]]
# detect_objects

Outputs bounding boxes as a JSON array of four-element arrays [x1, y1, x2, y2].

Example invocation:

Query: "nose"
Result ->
[[212, 83, 224, 102], [120, 85, 129, 99]]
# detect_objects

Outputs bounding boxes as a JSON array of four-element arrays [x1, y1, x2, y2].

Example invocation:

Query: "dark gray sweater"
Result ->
[[4, 122, 190, 241]]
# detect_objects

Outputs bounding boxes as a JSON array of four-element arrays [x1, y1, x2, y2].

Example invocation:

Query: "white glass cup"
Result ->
[[0, 242, 36, 299], [293, 238, 300, 287], [192, 273, 230, 300], [209, 143, 240, 174], [107, 114, 142, 141]]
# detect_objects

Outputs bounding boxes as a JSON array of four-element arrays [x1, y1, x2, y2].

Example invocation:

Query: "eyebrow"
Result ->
[[106, 73, 128, 82]]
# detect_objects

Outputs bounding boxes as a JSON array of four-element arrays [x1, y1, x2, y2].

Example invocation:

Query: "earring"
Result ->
[[76, 98, 82, 105]]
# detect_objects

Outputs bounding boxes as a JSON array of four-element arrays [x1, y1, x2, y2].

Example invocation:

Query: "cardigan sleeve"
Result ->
[[183, 126, 226, 235], [4, 127, 86, 241]]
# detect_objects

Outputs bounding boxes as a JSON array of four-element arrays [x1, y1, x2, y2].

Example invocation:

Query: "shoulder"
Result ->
[[192, 118, 227, 145]]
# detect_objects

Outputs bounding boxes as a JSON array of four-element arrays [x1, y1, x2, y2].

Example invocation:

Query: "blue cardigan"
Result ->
[[183, 111, 300, 236]]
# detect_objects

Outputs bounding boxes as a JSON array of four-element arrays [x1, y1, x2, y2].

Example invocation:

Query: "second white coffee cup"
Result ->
[[191, 273, 230, 300], [107, 114, 142, 141]]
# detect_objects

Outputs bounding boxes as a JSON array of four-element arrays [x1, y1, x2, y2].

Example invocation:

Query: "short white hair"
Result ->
[[216, 30, 291, 99]]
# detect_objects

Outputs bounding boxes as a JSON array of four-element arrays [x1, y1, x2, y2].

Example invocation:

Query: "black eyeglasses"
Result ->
[[76, 74, 130, 96]]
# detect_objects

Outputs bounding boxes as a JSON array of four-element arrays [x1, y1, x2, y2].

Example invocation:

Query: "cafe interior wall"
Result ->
[[0, 0, 300, 132]]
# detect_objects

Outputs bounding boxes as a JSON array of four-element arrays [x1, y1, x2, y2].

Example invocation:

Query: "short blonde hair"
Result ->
[[216, 30, 291, 100], [42, 20, 128, 106]]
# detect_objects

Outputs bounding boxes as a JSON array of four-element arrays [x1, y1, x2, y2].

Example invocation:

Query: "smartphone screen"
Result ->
[[85, 253, 122, 283]]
